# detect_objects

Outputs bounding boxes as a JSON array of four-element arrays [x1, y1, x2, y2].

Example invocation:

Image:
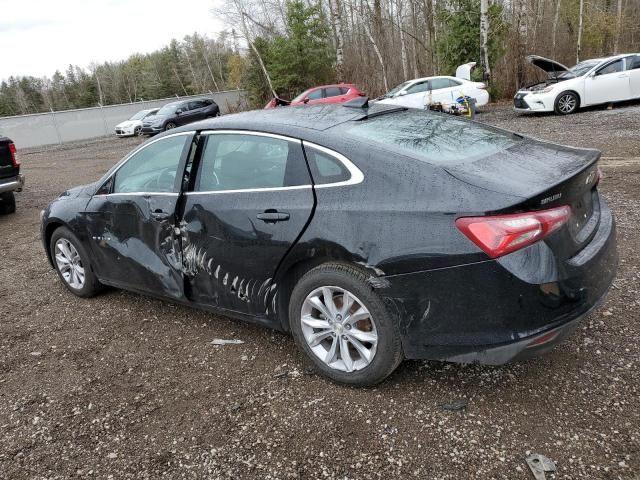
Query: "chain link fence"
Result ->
[[0, 90, 248, 149]]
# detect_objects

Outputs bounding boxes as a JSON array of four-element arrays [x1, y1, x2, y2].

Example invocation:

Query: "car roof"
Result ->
[[169, 103, 401, 135], [308, 83, 358, 90]]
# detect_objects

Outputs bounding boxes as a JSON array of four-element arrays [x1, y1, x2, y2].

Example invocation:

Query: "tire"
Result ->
[[165, 122, 177, 131], [289, 263, 403, 386], [134, 125, 142, 136], [0, 192, 16, 214], [50, 226, 102, 298], [554, 91, 579, 115]]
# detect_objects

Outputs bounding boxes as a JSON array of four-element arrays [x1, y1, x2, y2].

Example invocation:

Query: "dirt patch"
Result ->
[[0, 108, 638, 479]]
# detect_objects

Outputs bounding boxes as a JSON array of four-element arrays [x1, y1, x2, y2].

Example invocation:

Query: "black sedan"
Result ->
[[141, 98, 220, 135], [40, 102, 617, 385]]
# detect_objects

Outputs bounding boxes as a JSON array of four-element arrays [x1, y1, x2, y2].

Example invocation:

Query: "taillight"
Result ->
[[455, 205, 571, 258], [477, 83, 487, 89], [8, 143, 19, 167]]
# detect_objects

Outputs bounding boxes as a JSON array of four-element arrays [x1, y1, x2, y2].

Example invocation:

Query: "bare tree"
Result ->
[[328, 0, 346, 81], [577, 0, 584, 62], [480, 0, 491, 83], [614, 0, 623, 54]]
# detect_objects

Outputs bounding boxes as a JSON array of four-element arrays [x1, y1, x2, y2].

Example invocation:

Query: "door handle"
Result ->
[[618, 74, 629, 78], [256, 210, 290, 223], [151, 209, 172, 221]]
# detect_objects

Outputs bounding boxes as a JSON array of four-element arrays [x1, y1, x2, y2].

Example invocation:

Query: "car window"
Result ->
[[626, 56, 640, 70], [189, 101, 206, 110], [429, 78, 453, 90], [339, 87, 350, 94], [307, 89, 323, 100], [346, 110, 518, 165], [113, 135, 189, 193], [196, 134, 309, 191], [448, 79, 463, 86], [596, 59, 624, 76], [305, 147, 350, 185], [203, 99, 214, 105], [324, 87, 342, 97], [406, 81, 429, 94]]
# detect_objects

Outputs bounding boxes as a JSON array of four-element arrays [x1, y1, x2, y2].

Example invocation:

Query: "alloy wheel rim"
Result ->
[[301, 286, 378, 373], [558, 95, 576, 113], [166, 123, 175, 130], [54, 238, 85, 289]]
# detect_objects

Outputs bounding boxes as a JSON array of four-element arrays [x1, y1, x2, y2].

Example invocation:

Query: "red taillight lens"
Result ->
[[8, 143, 19, 167], [455, 205, 571, 258]]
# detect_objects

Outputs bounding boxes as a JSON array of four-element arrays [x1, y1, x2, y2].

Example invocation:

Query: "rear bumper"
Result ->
[[382, 199, 617, 363], [0, 174, 24, 194]]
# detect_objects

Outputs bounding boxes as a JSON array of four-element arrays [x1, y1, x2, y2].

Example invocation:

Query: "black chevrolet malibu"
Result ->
[[41, 102, 617, 385]]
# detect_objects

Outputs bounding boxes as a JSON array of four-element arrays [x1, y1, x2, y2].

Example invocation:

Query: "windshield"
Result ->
[[558, 61, 599, 78], [385, 81, 411, 97], [129, 110, 150, 120], [157, 103, 179, 116], [346, 110, 518, 165], [291, 89, 312, 103]]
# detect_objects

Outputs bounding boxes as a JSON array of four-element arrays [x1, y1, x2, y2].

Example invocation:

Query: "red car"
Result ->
[[264, 84, 366, 108]]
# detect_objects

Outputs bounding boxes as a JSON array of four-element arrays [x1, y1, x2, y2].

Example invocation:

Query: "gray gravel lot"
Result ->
[[0, 104, 638, 479]]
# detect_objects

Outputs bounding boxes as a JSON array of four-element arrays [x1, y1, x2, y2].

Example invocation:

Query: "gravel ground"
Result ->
[[0, 104, 638, 479]]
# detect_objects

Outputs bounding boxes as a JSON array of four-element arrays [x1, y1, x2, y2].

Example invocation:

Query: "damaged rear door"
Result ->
[[179, 130, 314, 316], [85, 132, 194, 299]]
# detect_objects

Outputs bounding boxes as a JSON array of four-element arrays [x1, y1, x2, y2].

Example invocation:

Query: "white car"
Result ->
[[114, 108, 159, 137], [376, 63, 490, 109], [514, 53, 640, 114]]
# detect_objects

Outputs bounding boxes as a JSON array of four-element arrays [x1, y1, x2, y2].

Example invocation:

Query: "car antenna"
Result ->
[[343, 96, 369, 109]]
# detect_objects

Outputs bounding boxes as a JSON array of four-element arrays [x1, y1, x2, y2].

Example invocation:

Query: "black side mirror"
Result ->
[[303, 98, 310, 104], [176, 109, 183, 114]]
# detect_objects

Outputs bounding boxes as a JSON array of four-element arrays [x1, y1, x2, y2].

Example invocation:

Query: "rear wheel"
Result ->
[[555, 92, 579, 115], [50, 226, 102, 297], [289, 263, 403, 386], [0, 192, 16, 214]]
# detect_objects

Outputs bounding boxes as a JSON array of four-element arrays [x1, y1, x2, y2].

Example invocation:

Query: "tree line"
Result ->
[[0, 33, 243, 116], [2, 0, 639, 116], [219, 0, 640, 105]]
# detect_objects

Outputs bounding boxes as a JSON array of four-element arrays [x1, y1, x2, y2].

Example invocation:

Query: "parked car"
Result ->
[[41, 103, 616, 386], [264, 84, 366, 108], [0, 137, 24, 214], [115, 108, 159, 137], [141, 98, 219, 135], [376, 63, 489, 109], [514, 53, 640, 114]]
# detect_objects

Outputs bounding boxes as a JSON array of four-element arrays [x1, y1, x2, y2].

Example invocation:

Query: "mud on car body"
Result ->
[[41, 103, 617, 385]]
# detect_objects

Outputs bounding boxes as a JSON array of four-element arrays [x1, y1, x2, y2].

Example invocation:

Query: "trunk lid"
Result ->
[[0, 137, 19, 180], [445, 139, 601, 257], [527, 55, 571, 78]]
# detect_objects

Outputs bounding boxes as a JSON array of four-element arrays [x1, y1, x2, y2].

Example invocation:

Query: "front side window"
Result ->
[[112, 135, 189, 193], [157, 103, 179, 116], [626, 55, 640, 70], [196, 134, 309, 191], [307, 89, 323, 100], [406, 81, 428, 94], [596, 60, 624, 76]]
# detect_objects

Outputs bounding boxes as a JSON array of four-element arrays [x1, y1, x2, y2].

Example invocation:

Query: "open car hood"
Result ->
[[527, 55, 570, 78]]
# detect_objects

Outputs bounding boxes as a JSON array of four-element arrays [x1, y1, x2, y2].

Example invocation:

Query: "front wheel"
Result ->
[[50, 226, 102, 298], [134, 125, 142, 136], [165, 122, 177, 131], [289, 263, 403, 386], [555, 92, 579, 115]]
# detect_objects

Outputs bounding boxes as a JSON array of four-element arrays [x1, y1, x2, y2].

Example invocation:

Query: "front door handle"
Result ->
[[151, 209, 172, 221], [256, 209, 290, 223]]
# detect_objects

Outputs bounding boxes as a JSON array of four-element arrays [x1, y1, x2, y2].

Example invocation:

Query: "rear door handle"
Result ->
[[151, 209, 172, 221], [256, 210, 290, 223]]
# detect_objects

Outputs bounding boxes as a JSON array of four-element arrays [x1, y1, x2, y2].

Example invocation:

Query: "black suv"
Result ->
[[141, 98, 220, 135], [0, 137, 23, 214]]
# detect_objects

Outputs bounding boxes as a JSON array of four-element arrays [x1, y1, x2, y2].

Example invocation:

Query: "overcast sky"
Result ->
[[0, 0, 225, 81]]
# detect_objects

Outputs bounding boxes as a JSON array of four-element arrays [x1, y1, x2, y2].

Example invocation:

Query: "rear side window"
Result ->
[[196, 134, 309, 191], [324, 87, 342, 97], [429, 78, 452, 90], [305, 146, 351, 185], [339, 87, 350, 94], [345, 110, 517, 165]]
